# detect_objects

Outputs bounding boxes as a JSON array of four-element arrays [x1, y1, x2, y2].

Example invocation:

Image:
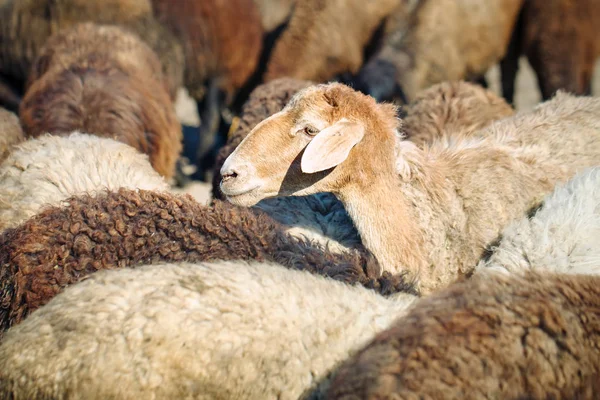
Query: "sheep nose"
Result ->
[[221, 166, 240, 182]]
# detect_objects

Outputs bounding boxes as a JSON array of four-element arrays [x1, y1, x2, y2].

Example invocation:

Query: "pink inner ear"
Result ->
[[301, 120, 365, 173]]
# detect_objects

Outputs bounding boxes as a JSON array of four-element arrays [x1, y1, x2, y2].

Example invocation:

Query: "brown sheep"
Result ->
[[401, 81, 515, 146], [501, 0, 600, 103], [19, 23, 182, 179], [264, 0, 400, 83], [0, 187, 416, 335], [323, 271, 600, 399], [354, 0, 523, 103], [0, 106, 23, 163], [0, 0, 184, 102], [151, 0, 264, 181]]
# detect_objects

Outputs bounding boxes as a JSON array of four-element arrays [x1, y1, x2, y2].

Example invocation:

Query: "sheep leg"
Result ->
[[0, 75, 22, 113], [194, 80, 224, 181], [500, 8, 523, 105]]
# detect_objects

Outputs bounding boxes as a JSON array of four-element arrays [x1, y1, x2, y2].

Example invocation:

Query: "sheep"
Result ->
[[151, 0, 264, 181], [501, 0, 600, 103], [0, 259, 417, 399], [19, 23, 182, 178], [0, 0, 184, 103], [0, 132, 169, 232], [322, 270, 600, 399], [263, 0, 400, 84], [401, 80, 515, 147], [353, 0, 524, 103], [0, 187, 415, 334], [220, 83, 600, 293], [477, 167, 600, 276], [0, 106, 23, 163], [212, 80, 511, 253]]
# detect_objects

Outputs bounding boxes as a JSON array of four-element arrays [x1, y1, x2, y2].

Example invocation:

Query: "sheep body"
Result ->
[[222, 84, 600, 293], [264, 0, 400, 83], [253, 0, 296, 32], [0, 260, 417, 399], [502, 0, 600, 102], [0, 132, 168, 232], [324, 271, 600, 399], [0, 106, 23, 163], [0, 0, 184, 101], [19, 23, 182, 178], [478, 167, 600, 276], [355, 0, 523, 102], [0, 187, 413, 333], [401, 80, 514, 146]]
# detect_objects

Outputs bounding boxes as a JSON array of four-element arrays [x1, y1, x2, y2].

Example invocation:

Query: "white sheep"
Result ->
[[0, 132, 169, 232], [477, 166, 600, 276], [0, 260, 417, 399], [220, 84, 600, 293]]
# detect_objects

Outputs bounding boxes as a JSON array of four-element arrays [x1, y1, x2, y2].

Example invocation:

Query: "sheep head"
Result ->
[[220, 83, 400, 207]]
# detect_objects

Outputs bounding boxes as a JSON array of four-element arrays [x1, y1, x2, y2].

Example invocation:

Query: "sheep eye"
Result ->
[[303, 126, 319, 136]]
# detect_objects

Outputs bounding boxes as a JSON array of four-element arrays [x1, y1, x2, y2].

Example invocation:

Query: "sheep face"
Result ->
[[220, 83, 399, 206]]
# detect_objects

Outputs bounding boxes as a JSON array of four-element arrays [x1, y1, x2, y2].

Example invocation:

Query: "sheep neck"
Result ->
[[337, 177, 429, 282]]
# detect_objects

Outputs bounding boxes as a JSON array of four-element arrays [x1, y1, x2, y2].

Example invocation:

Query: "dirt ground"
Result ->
[[175, 58, 600, 205]]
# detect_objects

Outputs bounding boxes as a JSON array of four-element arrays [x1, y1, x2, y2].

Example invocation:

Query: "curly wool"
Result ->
[[0, 187, 416, 334], [323, 271, 600, 399], [0, 132, 168, 232], [0, 107, 23, 163]]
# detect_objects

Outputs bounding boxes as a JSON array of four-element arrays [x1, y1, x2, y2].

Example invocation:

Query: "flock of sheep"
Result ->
[[0, 0, 599, 399]]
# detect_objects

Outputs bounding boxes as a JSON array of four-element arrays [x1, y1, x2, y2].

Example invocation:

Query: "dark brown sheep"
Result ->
[[0, 187, 416, 335], [501, 0, 600, 103], [212, 77, 314, 199], [323, 271, 600, 399], [0, 0, 184, 102], [19, 23, 182, 179], [0, 106, 23, 163]]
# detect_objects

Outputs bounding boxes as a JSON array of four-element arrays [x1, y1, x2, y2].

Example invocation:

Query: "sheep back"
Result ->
[[0, 187, 415, 334], [19, 23, 182, 178], [401, 81, 514, 146], [324, 271, 600, 399], [0, 132, 168, 232], [265, 0, 400, 83], [0, 260, 417, 399]]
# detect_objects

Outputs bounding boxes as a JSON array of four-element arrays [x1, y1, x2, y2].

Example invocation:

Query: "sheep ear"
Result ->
[[301, 119, 365, 173]]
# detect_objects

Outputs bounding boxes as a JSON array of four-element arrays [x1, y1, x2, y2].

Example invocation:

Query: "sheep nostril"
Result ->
[[221, 170, 239, 182]]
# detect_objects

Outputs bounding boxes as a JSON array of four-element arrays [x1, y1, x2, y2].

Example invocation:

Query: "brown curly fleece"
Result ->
[[212, 77, 314, 199], [0, 188, 416, 335], [323, 271, 600, 400]]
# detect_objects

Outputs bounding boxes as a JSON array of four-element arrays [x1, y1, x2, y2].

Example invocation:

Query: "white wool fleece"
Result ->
[[0, 260, 417, 400], [0, 132, 169, 232], [478, 167, 600, 276]]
